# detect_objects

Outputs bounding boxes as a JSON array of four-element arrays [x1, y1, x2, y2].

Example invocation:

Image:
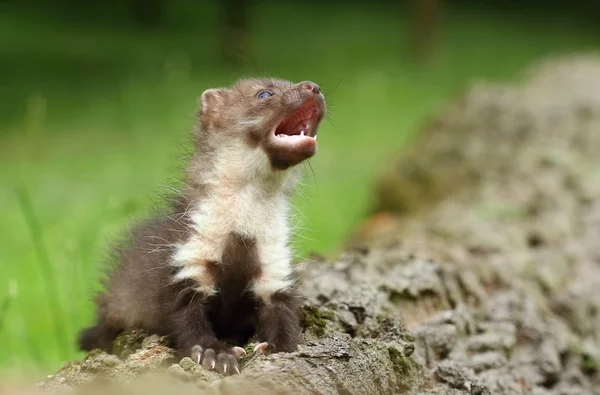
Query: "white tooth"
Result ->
[[300, 130, 305, 136], [314, 135, 317, 141]]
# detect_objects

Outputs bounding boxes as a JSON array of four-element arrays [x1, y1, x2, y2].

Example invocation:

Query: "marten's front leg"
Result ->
[[254, 290, 302, 354], [169, 289, 245, 375]]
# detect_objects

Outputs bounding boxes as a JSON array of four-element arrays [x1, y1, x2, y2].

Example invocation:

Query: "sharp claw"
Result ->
[[191, 345, 203, 364], [234, 366, 240, 375], [210, 360, 215, 370], [223, 364, 227, 374], [232, 346, 246, 357], [253, 342, 269, 353]]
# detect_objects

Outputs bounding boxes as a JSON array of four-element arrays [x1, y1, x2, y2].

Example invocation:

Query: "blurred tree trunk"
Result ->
[[130, 0, 165, 28], [219, 0, 250, 65], [410, 0, 442, 63]]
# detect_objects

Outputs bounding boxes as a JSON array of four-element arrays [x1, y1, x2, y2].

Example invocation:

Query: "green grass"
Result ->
[[0, 1, 599, 380]]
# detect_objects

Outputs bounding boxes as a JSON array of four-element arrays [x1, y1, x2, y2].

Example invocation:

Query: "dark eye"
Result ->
[[256, 90, 273, 99]]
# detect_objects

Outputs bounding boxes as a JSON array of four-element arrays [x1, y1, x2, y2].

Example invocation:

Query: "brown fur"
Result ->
[[79, 78, 326, 374]]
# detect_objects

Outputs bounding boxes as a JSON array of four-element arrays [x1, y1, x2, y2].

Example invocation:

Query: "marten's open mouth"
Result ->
[[265, 97, 324, 169], [273, 99, 320, 142]]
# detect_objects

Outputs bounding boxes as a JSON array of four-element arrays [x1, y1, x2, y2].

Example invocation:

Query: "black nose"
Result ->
[[301, 81, 321, 94]]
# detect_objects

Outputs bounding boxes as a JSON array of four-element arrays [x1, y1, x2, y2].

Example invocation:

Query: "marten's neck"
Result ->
[[172, 142, 301, 301]]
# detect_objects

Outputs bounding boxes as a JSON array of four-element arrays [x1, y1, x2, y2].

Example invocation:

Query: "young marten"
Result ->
[[79, 78, 326, 375]]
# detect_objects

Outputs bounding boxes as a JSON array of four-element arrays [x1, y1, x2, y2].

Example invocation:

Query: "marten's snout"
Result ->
[[300, 81, 321, 95], [258, 79, 326, 170]]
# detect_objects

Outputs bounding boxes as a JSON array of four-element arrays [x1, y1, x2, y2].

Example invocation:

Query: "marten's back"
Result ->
[[79, 199, 192, 350]]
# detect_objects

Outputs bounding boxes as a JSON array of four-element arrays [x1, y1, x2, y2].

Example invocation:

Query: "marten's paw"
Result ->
[[191, 345, 244, 375]]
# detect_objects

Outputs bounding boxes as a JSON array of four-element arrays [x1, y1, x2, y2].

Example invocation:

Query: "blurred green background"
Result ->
[[0, 0, 599, 381]]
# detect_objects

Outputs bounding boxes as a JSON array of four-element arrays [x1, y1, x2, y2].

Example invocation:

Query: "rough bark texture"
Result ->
[[37, 54, 600, 395]]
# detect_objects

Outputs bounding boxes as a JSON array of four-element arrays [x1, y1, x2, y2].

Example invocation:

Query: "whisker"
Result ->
[[306, 160, 318, 190], [323, 72, 345, 97]]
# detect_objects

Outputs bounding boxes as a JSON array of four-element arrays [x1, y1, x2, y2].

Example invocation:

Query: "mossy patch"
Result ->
[[387, 346, 419, 375], [113, 329, 148, 359], [301, 304, 335, 337], [387, 345, 420, 391]]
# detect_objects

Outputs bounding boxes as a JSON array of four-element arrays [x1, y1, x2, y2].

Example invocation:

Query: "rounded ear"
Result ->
[[199, 88, 228, 128]]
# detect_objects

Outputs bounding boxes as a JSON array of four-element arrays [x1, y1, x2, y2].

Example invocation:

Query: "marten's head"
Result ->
[[195, 78, 326, 177]]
